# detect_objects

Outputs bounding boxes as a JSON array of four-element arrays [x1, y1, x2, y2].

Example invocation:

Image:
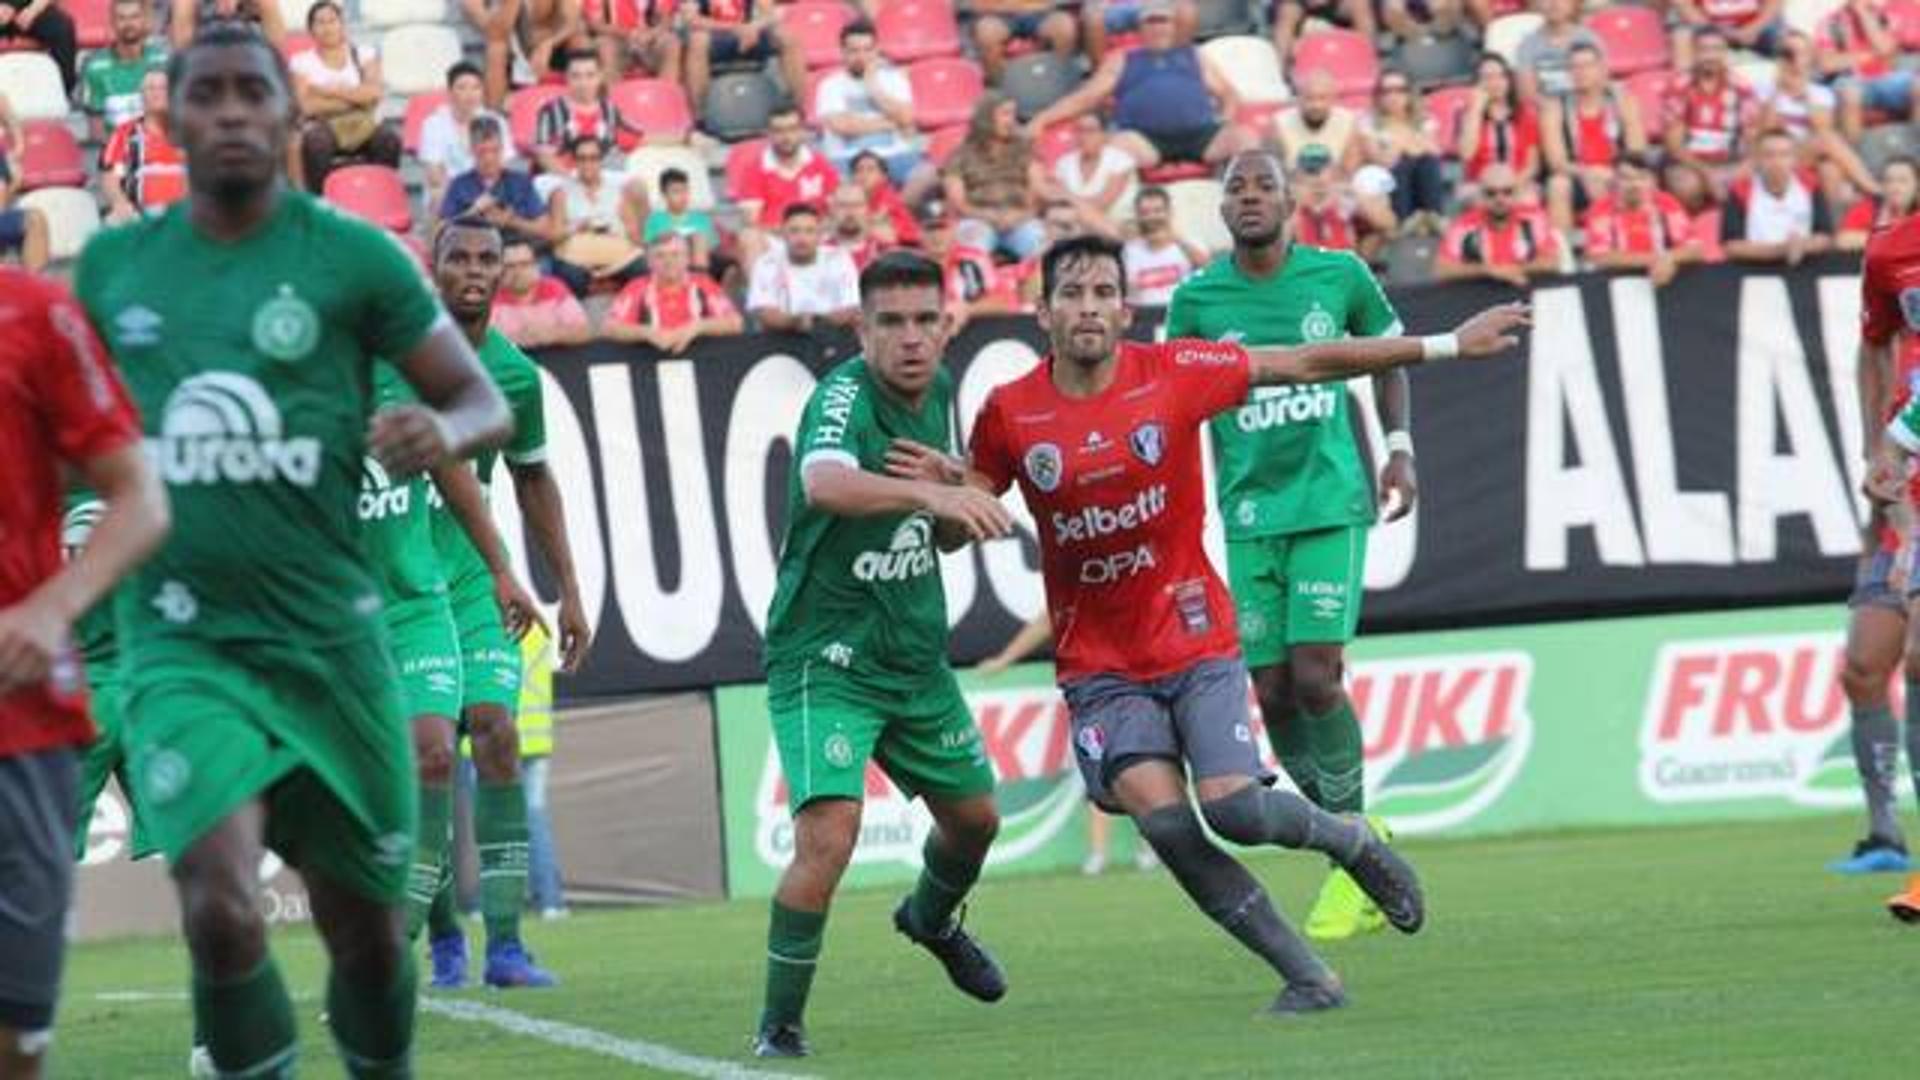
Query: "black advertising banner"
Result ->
[[495, 257, 1869, 699]]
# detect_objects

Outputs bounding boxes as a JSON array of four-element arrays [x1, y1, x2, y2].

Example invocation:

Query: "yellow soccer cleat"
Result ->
[[1306, 818, 1394, 941]]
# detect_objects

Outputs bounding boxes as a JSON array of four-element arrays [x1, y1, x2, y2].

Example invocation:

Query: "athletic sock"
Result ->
[[904, 832, 984, 936], [1851, 703, 1905, 846], [407, 784, 452, 943], [1199, 784, 1369, 862], [1261, 698, 1320, 806], [427, 868, 460, 940], [475, 780, 530, 949], [1906, 689, 1920, 817], [193, 956, 297, 1078], [327, 951, 417, 1079], [1137, 803, 1334, 987], [1306, 699, 1365, 815], [761, 901, 827, 1030]]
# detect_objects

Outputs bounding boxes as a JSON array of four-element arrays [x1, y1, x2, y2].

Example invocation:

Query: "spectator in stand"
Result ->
[[642, 167, 720, 272], [1459, 52, 1541, 201], [101, 68, 185, 224], [1293, 142, 1395, 255], [605, 232, 743, 351], [0, 0, 78, 94], [1084, 0, 1195, 63], [582, 0, 682, 82], [1663, 28, 1757, 192], [1757, 29, 1877, 208], [0, 143, 46, 271], [815, 20, 934, 202], [1514, 0, 1603, 103], [944, 92, 1050, 261], [1721, 127, 1834, 264], [420, 61, 515, 217], [1272, 0, 1376, 77], [1359, 68, 1446, 230], [291, 1, 400, 194], [172, 0, 284, 51], [535, 50, 635, 177], [684, 0, 808, 127], [1378, 0, 1463, 46], [747, 203, 861, 334], [457, 0, 578, 108], [1029, 0, 1254, 169], [850, 149, 922, 248], [1542, 43, 1649, 233], [1436, 162, 1561, 284], [1820, 0, 1920, 142], [551, 133, 648, 290], [733, 104, 840, 263], [1839, 157, 1920, 251], [1276, 69, 1361, 174], [1123, 186, 1207, 307], [1053, 113, 1138, 234], [1661, 157, 1727, 261], [1582, 152, 1701, 285], [826, 183, 897, 270], [443, 116, 565, 248], [0, 91, 17, 166], [968, 0, 1079, 85], [493, 238, 595, 347], [1011, 198, 1082, 304], [81, 0, 165, 143], [1672, 0, 1785, 64], [921, 201, 1021, 329]]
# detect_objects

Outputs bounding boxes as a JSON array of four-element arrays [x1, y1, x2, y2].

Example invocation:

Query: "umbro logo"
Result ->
[[116, 305, 163, 347]]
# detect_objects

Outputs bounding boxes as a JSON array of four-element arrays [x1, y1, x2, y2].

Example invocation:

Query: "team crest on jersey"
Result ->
[[1902, 287, 1920, 331], [1025, 442, 1064, 492], [1301, 303, 1338, 342], [1129, 422, 1166, 467], [252, 285, 320, 362], [1075, 723, 1106, 762]]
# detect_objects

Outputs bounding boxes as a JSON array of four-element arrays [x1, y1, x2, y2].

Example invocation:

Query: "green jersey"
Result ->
[[428, 329, 547, 584], [359, 364, 446, 609], [75, 193, 447, 647], [60, 494, 116, 672], [764, 357, 955, 687], [81, 43, 168, 131], [1165, 245, 1402, 539]]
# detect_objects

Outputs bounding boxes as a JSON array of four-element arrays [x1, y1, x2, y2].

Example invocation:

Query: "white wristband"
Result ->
[[1385, 430, 1415, 457], [1419, 333, 1459, 362]]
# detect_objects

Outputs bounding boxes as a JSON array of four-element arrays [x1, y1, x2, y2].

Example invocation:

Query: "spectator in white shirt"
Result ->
[[551, 133, 650, 291], [815, 19, 937, 203], [290, 0, 397, 192], [420, 61, 515, 215], [748, 203, 862, 334], [1122, 186, 1206, 308], [1053, 114, 1137, 235]]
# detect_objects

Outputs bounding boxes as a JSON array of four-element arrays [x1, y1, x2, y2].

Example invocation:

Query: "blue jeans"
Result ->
[[1846, 70, 1918, 116], [523, 755, 565, 912]]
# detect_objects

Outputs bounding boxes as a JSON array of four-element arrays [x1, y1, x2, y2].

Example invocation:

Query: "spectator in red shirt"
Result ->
[[582, 0, 682, 82], [1820, 0, 1920, 142], [825, 183, 897, 270], [732, 104, 840, 263], [1290, 144, 1390, 255], [1543, 43, 1649, 232], [1663, 28, 1758, 188], [1583, 152, 1702, 286], [1841, 157, 1920, 251], [1458, 53, 1540, 200], [1722, 128, 1835, 265], [969, 0, 1079, 85], [0, 269, 168, 1072], [493, 238, 594, 348], [1436, 162, 1561, 285], [851, 150, 922, 248], [921, 201, 1022, 331], [684, 0, 807, 128], [1673, 0, 1786, 63], [102, 69, 187, 225], [605, 232, 744, 352]]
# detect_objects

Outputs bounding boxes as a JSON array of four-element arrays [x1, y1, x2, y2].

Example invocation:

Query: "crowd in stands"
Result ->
[[1, 0, 1917, 346]]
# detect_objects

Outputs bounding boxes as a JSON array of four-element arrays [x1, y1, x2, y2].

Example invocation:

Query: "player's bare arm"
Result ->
[[374, 322, 514, 476], [1860, 336, 1894, 466], [806, 461, 1013, 547], [433, 458, 545, 643], [509, 460, 593, 672], [884, 438, 1009, 551], [1245, 302, 1530, 385]]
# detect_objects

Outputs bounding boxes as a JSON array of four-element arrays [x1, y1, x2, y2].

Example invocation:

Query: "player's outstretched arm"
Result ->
[[433, 459, 548, 644], [509, 461, 592, 673], [882, 438, 1013, 551], [376, 323, 515, 475], [806, 460, 1013, 545], [1246, 302, 1531, 385]]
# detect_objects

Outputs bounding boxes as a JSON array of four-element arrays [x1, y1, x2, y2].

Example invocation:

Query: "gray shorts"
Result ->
[[1060, 657, 1272, 813], [1849, 544, 1920, 611], [0, 747, 78, 1031]]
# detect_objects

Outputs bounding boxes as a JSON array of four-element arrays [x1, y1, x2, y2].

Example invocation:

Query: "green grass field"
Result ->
[[59, 815, 1912, 1079]]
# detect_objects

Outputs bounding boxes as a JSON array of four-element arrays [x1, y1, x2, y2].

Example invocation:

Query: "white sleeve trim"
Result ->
[[800, 449, 859, 474], [505, 446, 549, 466], [1379, 318, 1405, 337], [1888, 414, 1920, 455]]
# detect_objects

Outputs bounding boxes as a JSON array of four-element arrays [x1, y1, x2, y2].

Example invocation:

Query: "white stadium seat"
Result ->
[[1482, 13, 1543, 66], [277, 0, 316, 31], [1783, 0, 1842, 34], [621, 145, 717, 210], [19, 187, 101, 262], [360, 0, 450, 29], [0, 53, 71, 121], [1165, 179, 1231, 255], [380, 24, 463, 97], [1199, 35, 1291, 105]]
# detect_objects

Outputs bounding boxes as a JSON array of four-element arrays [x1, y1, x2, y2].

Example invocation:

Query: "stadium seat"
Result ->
[[1884, 0, 1920, 48], [1199, 35, 1290, 106], [907, 57, 985, 130], [399, 231, 431, 271], [1034, 122, 1077, 167], [276, 0, 315, 32], [1001, 53, 1081, 121], [1381, 233, 1438, 286], [507, 84, 565, 154], [360, 0, 449, 29], [1141, 161, 1213, 183], [725, 137, 768, 199], [281, 32, 316, 63], [1422, 84, 1474, 151], [1481, 12, 1542, 65], [1394, 33, 1477, 91], [611, 77, 693, 140], [1192, 0, 1258, 41], [801, 66, 837, 123], [1623, 69, 1671, 140], [781, 2, 856, 70], [18, 187, 99, 261], [1860, 123, 1920, 177], [1165, 178, 1230, 253], [1290, 29, 1378, 99], [1234, 99, 1289, 135], [17, 120, 85, 191], [380, 24, 463, 97], [705, 71, 780, 142], [69, 0, 111, 50], [1727, 52, 1772, 88], [0, 53, 69, 121], [876, 0, 962, 63], [624, 145, 718, 208], [401, 90, 448, 155], [323, 164, 413, 232], [925, 123, 967, 168], [1783, 0, 1843, 33], [1583, 5, 1669, 77]]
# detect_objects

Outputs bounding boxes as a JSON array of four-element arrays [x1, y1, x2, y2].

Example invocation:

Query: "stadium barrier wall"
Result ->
[[496, 255, 1871, 699]]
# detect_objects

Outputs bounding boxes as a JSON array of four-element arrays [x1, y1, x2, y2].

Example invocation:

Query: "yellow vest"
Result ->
[[517, 624, 555, 757]]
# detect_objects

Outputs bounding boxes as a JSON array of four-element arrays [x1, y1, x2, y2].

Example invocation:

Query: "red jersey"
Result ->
[[102, 118, 187, 212], [1664, 76, 1755, 165], [1440, 206, 1558, 267], [969, 339, 1251, 683], [607, 273, 736, 331], [1582, 192, 1694, 257], [595, 0, 675, 29], [1819, 4, 1895, 78], [1462, 105, 1539, 183], [734, 144, 840, 227], [1292, 202, 1356, 250], [0, 271, 141, 758], [1561, 95, 1626, 168], [943, 244, 1024, 309], [1698, 0, 1767, 27]]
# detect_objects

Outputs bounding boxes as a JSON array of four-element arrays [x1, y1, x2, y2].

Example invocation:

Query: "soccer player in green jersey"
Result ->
[[418, 218, 593, 991], [74, 23, 512, 1078], [1165, 148, 1417, 942], [753, 251, 1017, 1059]]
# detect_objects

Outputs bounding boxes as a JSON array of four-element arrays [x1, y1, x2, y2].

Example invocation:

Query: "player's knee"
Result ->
[[1251, 665, 1291, 710], [1198, 786, 1271, 846], [179, 878, 267, 976], [792, 803, 861, 869], [951, 806, 1000, 853], [1291, 670, 1342, 715], [1135, 799, 1210, 861], [414, 736, 456, 783], [1842, 651, 1892, 703], [328, 914, 406, 985]]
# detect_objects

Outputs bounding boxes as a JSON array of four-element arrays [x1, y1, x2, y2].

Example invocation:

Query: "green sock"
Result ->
[[193, 956, 297, 1078], [327, 950, 418, 1079], [407, 784, 452, 943], [475, 780, 530, 948], [1263, 701, 1320, 806], [1306, 698, 1365, 815], [427, 867, 460, 939], [905, 833, 983, 935], [761, 901, 827, 1030]]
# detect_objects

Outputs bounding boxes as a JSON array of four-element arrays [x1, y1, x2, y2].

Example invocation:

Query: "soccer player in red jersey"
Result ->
[[0, 268, 169, 1078], [901, 234, 1527, 1013]]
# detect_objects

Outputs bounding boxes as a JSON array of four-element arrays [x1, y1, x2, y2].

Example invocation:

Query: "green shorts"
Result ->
[[448, 567, 520, 712], [767, 662, 996, 814], [386, 597, 463, 721], [120, 633, 417, 903], [74, 672, 156, 861], [1227, 523, 1369, 668]]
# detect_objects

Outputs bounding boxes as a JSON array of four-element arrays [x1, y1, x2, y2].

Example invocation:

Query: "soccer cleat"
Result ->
[[752, 1022, 811, 1058], [1081, 852, 1107, 876], [187, 1044, 216, 1079], [1827, 837, 1911, 875], [1304, 868, 1386, 941], [1888, 876, 1920, 924], [1134, 845, 1160, 872], [1265, 980, 1348, 1018], [429, 931, 469, 989], [1337, 815, 1424, 935], [484, 940, 558, 988], [892, 899, 1008, 1003]]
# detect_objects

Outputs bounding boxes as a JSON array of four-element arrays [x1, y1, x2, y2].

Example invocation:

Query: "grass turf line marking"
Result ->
[[420, 997, 815, 1080]]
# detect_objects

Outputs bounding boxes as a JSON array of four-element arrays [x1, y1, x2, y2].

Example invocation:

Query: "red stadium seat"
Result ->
[[1421, 84, 1474, 151], [876, 0, 961, 63], [1141, 161, 1212, 183], [69, 0, 111, 49], [17, 119, 85, 190], [324, 164, 413, 233], [507, 84, 565, 155], [401, 91, 448, 156], [610, 77, 693, 141], [781, 1, 855, 69], [1289, 29, 1378, 99], [907, 56, 984, 130], [1034, 122, 1077, 168], [1233, 99, 1289, 136], [1624, 69, 1672, 140], [925, 123, 967, 168], [1883, 0, 1920, 48], [400, 231, 431, 271], [282, 32, 316, 63], [1582, 5, 1669, 77], [725, 137, 768, 200]]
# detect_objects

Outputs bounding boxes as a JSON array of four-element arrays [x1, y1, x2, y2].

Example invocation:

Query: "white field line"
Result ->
[[419, 997, 816, 1080]]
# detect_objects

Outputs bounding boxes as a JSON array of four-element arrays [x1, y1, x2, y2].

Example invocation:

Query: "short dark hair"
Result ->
[[305, 0, 343, 31], [1135, 185, 1170, 209], [850, 149, 886, 175], [769, 104, 803, 125], [446, 60, 484, 88], [1567, 41, 1603, 62], [567, 132, 605, 157], [859, 250, 944, 305], [782, 201, 822, 223], [660, 167, 690, 190], [434, 216, 504, 266], [841, 17, 876, 43], [1041, 234, 1127, 303], [469, 114, 504, 145], [168, 20, 293, 111]]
